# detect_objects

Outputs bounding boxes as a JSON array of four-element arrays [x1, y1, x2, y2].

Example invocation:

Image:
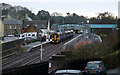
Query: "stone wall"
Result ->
[[2, 39, 23, 56]]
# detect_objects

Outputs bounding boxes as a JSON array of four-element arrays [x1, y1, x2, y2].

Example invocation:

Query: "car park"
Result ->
[[85, 61, 107, 75], [54, 70, 83, 75]]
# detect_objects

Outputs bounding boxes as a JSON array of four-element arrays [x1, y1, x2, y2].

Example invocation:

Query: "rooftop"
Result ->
[[23, 20, 48, 29], [2, 17, 22, 25]]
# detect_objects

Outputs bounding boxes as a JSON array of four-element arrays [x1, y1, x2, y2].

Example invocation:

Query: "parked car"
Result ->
[[7, 35, 15, 37], [85, 61, 107, 75], [54, 70, 83, 75]]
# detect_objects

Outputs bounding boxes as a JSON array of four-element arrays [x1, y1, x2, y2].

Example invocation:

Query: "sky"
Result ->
[[0, 0, 119, 18]]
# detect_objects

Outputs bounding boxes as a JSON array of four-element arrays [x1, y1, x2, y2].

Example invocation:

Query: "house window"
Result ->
[[28, 34, 31, 36], [14, 25, 16, 29], [19, 27, 21, 29], [32, 34, 35, 36], [10, 25, 12, 29]]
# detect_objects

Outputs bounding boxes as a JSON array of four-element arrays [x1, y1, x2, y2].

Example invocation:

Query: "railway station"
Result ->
[[0, 1, 120, 75]]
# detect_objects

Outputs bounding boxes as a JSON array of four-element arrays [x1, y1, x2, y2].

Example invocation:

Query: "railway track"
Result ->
[[22, 42, 64, 66], [2, 34, 79, 70], [2, 43, 53, 69]]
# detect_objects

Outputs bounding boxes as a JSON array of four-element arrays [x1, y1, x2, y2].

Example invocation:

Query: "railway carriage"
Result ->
[[51, 30, 73, 43]]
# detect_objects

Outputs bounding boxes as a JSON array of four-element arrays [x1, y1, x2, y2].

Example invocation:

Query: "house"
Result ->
[[0, 20, 4, 37], [23, 20, 48, 33], [2, 17, 22, 36], [0, 20, 4, 40], [23, 24, 38, 33]]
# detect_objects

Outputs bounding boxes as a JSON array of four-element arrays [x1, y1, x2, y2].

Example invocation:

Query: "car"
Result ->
[[7, 35, 15, 37], [54, 70, 83, 75], [85, 61, 107, 75]]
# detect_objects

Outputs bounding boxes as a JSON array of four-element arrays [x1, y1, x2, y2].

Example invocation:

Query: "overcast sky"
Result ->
[[0, 0, 119, 18]]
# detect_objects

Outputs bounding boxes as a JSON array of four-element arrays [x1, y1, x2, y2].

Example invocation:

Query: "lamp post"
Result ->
[[42, 25, 45, 36], [47, 20, 50, 41], [40, 24, 47, 62], [40, 39, 43, 62], [40, 24, 44, 62]]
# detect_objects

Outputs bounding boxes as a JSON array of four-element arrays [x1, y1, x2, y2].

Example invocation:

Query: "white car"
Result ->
[[55, 70, 83, 75], [7, 35, 15, 37]]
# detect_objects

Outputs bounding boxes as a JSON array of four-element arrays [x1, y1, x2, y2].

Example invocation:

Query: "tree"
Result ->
[[37, 10, 50, 20], [90, 12, 117, 24], [66, 12, 70, 16], [64, 13, 87, 24]]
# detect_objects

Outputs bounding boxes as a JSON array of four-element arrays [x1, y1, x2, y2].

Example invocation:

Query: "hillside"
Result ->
[[0, 3, 37, 21]]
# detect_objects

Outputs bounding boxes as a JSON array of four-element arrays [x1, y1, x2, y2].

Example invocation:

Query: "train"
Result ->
[[51, 30, 74, 43]]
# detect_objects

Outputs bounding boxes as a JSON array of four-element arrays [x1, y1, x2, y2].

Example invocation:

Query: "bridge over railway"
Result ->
[[85, 24, 117, 33], [51, 24, 117, 34], [51, 24, 90, 33]]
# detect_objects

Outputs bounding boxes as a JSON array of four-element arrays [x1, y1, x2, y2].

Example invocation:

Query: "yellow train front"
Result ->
[[51, 33, 60, 43], [51, 31, 73, 43]]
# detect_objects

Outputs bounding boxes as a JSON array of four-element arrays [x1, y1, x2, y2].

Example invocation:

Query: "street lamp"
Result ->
[[42, 25, 45, 36], [40, 39, 43, 62], [40, 24, 44, 62]]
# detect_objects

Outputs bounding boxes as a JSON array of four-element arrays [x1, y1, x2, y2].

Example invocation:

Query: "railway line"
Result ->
[[2, 34, 79, 70], [2, 43, 55, 69], [24, 42, 64, 66]]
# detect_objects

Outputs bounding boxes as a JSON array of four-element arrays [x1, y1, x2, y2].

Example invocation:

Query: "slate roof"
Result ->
[[2, 18, 22, 25], [23, 20, 48, 29]]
